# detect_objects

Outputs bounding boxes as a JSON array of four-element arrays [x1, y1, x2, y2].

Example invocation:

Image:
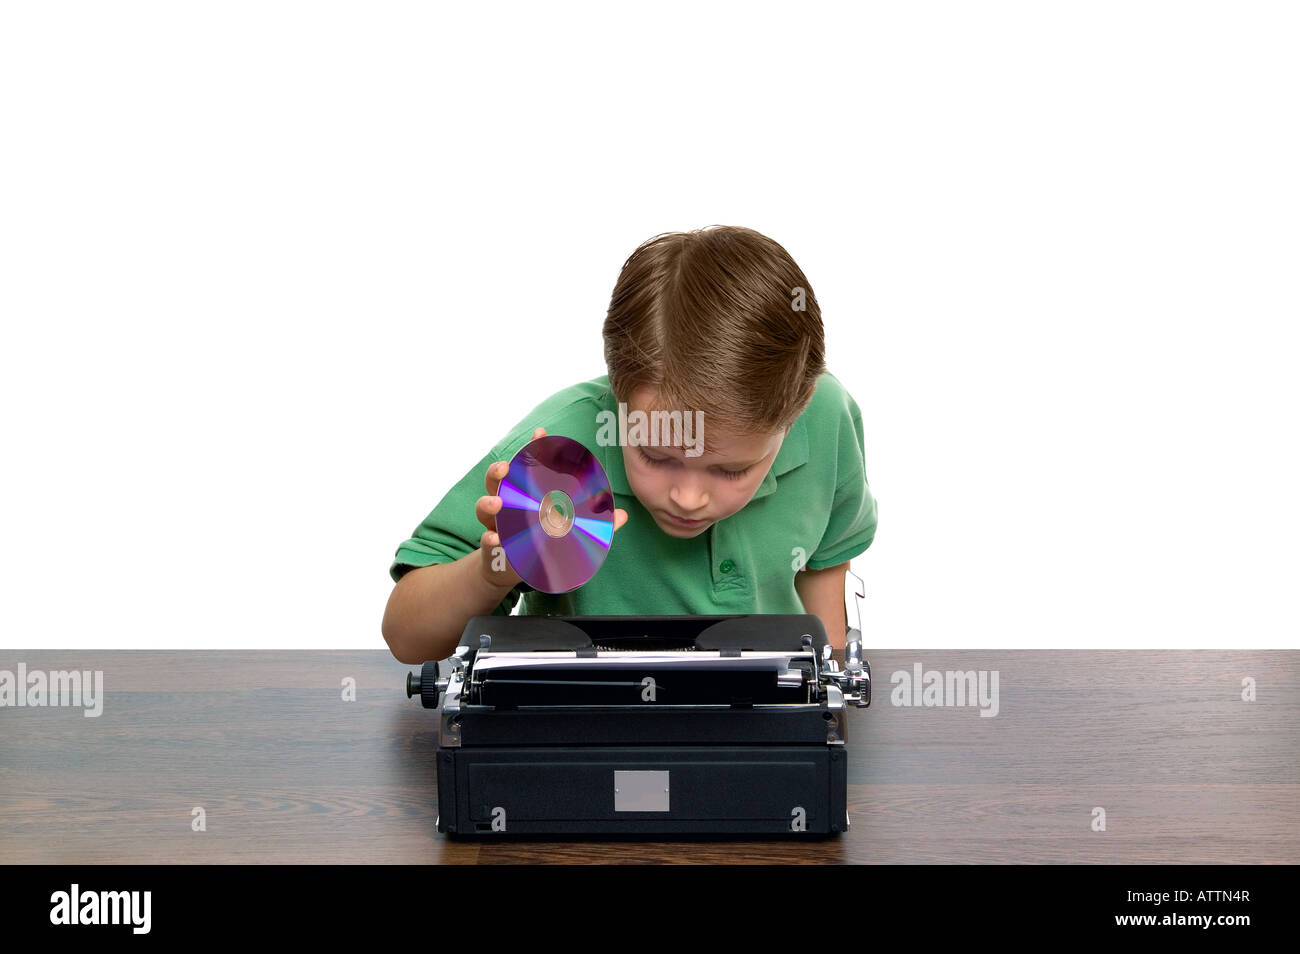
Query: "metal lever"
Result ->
[[824, 568, 871, 707], [845, 568, 865, 634]]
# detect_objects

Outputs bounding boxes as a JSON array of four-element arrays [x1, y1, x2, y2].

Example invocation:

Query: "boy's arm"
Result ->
[[382, 554, 519, 664], [794, 560, 851, 653]]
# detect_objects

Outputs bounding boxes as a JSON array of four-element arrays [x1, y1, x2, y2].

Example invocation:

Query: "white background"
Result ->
[[2, 1, 1295, 649]]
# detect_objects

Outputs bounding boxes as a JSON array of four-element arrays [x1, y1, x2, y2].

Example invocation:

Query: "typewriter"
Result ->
[[406, 589, 872, 838]]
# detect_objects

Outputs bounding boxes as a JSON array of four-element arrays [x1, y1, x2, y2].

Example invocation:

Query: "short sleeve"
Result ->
[[806, 389, 878, 570], [388, 441, 528, 616]]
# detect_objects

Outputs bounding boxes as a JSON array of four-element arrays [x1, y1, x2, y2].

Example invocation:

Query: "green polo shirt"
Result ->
[[389, 370, 878, 618]]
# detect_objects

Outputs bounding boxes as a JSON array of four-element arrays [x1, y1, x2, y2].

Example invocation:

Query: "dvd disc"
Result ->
[[496, 435, 616, 593]]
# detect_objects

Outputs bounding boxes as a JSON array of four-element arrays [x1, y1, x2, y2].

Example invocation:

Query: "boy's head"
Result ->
[[602, 225, 825, 537]]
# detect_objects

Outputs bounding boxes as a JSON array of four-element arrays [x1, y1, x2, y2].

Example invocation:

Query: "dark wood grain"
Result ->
[[1, 650, 1296, 863]]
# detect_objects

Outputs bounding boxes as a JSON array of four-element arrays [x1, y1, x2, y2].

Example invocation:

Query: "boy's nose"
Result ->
[[669, 482, 708, 512]]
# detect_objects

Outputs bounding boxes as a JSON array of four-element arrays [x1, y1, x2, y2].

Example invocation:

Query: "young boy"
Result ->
[[382, 226, 878, 664]]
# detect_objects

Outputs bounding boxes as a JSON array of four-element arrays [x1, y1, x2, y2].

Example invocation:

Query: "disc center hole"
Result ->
[[539, 489, 575, 538]]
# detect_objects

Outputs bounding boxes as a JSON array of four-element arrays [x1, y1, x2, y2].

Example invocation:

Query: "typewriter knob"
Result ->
[[405, 660, 443, 709]]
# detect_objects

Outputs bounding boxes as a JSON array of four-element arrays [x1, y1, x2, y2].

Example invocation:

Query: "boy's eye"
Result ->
[[637, 447, 751, 480]]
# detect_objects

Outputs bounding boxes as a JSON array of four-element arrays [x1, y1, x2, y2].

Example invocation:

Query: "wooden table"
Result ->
[[2, 650, 1296, 863]]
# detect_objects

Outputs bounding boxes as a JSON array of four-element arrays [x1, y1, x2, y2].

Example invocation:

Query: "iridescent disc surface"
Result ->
[[496, 435, 615, 593]]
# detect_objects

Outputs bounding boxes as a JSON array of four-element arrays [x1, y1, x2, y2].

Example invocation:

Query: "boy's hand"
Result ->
[[475, 427, 629, 590]]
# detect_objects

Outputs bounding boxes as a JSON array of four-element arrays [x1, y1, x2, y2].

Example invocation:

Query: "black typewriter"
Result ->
[[406, 611, 871, 837]]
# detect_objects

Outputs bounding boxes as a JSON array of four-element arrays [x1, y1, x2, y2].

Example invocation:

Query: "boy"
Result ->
[[382, 226, 878, 664]]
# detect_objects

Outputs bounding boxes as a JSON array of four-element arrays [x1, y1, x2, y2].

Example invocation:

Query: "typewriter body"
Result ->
[[407, 609, 871, 837]]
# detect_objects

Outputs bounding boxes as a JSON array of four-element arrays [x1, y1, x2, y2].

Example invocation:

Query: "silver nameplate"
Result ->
[[614, 770, 670, 812]]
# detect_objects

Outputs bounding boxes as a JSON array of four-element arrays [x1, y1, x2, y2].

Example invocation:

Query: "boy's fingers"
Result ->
[[484, 460, 507, 496], [613, 508, 628, 533], [476, 494, 502, 532]]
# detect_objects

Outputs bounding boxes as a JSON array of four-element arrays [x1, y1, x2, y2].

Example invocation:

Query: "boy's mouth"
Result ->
[[660, 510, 709, 529]]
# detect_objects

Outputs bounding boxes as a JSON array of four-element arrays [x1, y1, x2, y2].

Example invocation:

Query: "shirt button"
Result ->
[[719, 559, 735, 574]]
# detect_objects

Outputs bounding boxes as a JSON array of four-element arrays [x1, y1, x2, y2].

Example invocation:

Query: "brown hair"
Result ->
[[602, 225, 826, 435]]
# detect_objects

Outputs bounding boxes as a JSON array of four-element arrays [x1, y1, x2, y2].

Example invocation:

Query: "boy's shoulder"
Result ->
[[804, 370, 863, 428], [792, 371, 868, 483]]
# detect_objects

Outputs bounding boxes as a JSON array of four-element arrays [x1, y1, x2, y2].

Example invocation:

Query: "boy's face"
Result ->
[[620, 386, 787, 538]]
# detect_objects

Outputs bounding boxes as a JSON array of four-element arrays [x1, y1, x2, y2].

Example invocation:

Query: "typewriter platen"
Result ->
[[406, 609, 871, 837]]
